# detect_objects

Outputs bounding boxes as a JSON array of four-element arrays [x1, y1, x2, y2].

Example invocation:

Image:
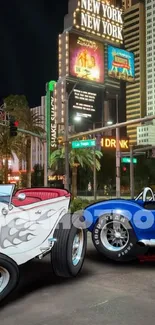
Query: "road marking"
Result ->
[[89, 300, 108, 308]]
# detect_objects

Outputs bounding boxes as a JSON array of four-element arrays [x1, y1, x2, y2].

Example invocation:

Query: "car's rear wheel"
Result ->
[[92, 213, 148, 261], [51, 213, 87, 277], [0, 254, 19, 302]]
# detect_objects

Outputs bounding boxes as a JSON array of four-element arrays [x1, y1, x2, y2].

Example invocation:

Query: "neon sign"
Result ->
[[74, 0, 123, 44], [50, 96, 57, 148], [48, 175, 65, 181], [101, 137, 129, 149]]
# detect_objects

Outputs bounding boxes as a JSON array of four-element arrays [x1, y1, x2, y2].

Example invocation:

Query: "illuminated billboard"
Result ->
[[67, 82, 102, 132], [69, 33, 104, 84], [74, 0, 123, 44], [72, 88, 97, 119], [108, 46, 135, 82]]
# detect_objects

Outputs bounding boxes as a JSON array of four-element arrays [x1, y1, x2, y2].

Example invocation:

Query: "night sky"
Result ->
[[0, 0, 68, 107]]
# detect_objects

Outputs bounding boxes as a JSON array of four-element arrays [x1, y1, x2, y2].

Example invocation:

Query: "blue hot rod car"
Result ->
[[84, 187, 155, 262]]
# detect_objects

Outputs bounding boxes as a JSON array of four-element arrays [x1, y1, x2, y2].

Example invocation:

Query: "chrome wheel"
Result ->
[[100, 221, 129, 252], [72, 229, 84, 266], [0, 267, 10, 293]]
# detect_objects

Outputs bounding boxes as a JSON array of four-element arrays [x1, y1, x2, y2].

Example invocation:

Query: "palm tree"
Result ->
[[18, 108, 45, 187], [4, 95, 45, 187], [50, 147, 103, 198], [0, 126, 26, 183]]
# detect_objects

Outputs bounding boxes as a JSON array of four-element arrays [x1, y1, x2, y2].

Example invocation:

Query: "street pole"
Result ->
[[116, 94, 121, 198], [64, 93, 69, 191], [69, 115, 155, 140], [44, 141, 48, 187], [93, 122, 97, 200], [130, 145, 134, 199], [64, 81, 78, 191]]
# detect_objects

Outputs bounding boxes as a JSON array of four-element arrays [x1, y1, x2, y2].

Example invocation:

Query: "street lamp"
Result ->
[[74, 116, 81, 122], [106, 120, 113, 126]]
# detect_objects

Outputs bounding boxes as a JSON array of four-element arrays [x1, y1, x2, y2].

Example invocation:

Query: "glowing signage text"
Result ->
[[50, 96, 57, 148], [48, 175, 65, 181], [101, 137, 129, 149], [74, 0, 123, 43]]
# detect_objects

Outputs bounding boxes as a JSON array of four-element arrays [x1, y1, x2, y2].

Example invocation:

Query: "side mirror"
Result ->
[[17, 193, 26, 201], [8, 204, 13, 211]]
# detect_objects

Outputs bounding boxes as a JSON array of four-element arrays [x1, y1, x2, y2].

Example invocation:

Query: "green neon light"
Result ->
[[46, 91, 51, 167], [48, 80, 56, 91], [121, 157, 137, 164], [45, 80, 56, 167]]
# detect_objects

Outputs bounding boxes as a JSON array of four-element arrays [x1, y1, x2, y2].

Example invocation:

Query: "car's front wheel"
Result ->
[[92, 213, 148, 261], [51, 213, 87, 277], [0, 254, 19, 303]]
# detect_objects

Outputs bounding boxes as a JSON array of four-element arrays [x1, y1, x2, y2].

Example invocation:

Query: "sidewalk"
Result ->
[[78, 195, 131, 200]]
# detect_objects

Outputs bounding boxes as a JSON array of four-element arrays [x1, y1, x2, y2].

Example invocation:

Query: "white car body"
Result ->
[[0, 185, 70, 265]]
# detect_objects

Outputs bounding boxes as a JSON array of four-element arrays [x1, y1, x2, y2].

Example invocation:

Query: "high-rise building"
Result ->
[[123, 0, 146, 145], [137, 0, 155, 146], [122, 0, 132, 9]]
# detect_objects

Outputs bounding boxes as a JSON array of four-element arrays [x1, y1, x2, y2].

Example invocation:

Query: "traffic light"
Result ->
[[9, 117, 19, 137], [122, 166, 127, 172]]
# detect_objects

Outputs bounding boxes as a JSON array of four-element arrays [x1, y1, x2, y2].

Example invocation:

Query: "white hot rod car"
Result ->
[[0, 184, 87, 302]]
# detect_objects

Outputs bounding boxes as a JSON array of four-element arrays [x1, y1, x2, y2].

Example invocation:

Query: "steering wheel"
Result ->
[[135, 187, 154, 202]]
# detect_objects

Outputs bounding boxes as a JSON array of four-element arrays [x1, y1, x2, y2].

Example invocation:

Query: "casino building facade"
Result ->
[[52, 0, 128, 141], [45, 0, 137, 170]]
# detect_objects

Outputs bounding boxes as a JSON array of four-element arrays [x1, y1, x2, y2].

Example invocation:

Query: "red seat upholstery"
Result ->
[[12, 188, 70, 206]]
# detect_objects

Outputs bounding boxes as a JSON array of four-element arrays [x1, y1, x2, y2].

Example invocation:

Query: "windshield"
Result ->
[[0, 184, 15, 204]]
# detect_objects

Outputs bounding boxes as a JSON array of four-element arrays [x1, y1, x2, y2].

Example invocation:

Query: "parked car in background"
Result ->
[[84, 187, 155, 262]]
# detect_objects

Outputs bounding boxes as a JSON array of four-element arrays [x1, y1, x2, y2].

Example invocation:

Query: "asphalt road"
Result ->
[[1, 235, 155, 325]]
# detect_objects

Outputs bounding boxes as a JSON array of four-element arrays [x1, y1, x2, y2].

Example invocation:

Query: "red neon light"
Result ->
[[14, 121, 19, 127]]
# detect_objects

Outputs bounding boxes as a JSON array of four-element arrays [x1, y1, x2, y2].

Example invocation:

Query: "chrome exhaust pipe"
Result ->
[[138, 239, 155, 247]]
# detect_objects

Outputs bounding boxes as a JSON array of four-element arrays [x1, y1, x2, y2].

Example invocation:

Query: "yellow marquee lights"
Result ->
[[65, 35, 69, 75], [58, 35, 62, 77], [73, 0, 123, 44]]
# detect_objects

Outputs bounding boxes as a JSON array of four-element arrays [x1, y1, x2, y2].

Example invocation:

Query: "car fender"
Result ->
[[83, 199, 155, 240]]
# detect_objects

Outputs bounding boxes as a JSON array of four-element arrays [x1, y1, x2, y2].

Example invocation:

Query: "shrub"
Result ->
[[70, 197, 104, 213], [70, 197, 90, 213]]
